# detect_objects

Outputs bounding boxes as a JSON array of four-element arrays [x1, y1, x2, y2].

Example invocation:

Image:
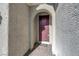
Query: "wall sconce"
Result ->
[[0, 12, 2, 24]]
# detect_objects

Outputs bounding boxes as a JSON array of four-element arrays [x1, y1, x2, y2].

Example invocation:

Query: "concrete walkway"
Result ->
[[29, 44, 52, 56]]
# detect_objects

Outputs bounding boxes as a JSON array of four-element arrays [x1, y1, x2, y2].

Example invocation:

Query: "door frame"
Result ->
[[37, 13, 51, 44], [39, 15, 50, 44]]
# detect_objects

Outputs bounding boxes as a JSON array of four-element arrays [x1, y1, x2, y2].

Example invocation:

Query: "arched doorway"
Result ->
[[30, 4, 55, 55]]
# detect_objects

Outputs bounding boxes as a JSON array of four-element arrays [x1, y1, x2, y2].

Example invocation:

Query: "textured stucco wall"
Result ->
[[0, 3, 9, 56], [56, 3, 79, 56], [9, 4, 30, 56]]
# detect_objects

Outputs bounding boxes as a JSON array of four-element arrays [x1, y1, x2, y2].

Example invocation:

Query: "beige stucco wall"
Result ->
[[8, 4, 30, 56]]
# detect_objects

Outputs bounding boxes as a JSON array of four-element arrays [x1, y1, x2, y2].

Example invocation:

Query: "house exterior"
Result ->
[[0, 3, 79, 56]]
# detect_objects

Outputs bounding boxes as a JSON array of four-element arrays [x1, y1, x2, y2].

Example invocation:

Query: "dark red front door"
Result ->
[[39, 15, 49, 41]]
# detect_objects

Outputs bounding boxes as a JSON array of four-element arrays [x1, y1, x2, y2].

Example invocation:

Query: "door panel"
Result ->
[[39, 15, 49, 41]]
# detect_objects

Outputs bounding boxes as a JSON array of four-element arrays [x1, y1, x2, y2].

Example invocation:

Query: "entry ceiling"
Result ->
[[26, 3, 43, 6]]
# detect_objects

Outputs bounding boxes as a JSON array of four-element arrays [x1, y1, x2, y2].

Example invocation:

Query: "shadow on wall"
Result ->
[[47, 3, 58, 11], [24, 42, 41, 56], [0, 13, 2, 24]]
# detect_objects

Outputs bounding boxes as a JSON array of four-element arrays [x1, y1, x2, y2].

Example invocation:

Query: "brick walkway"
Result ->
[[29, 44, 52, 56]]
